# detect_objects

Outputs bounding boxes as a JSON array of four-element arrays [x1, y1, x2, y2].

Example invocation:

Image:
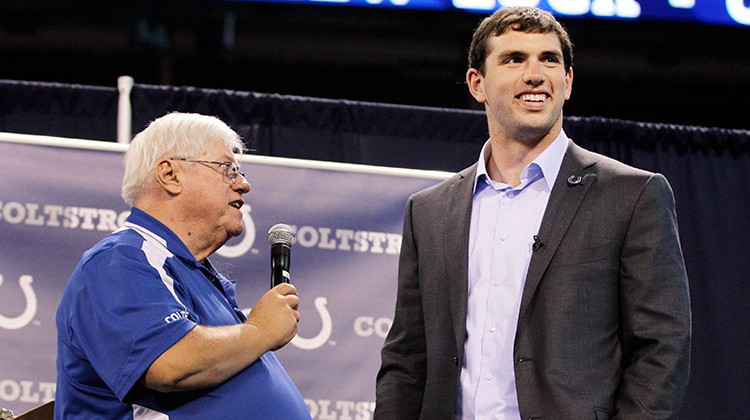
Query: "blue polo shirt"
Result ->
[[56, 207, 310, 419]]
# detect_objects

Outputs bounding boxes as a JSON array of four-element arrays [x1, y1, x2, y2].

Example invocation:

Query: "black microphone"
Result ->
[[268, 224, 296, 288], [532, 235, 544, 252]]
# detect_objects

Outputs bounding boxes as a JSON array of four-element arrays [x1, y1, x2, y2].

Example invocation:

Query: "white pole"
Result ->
[[117, 76, 134, 144]]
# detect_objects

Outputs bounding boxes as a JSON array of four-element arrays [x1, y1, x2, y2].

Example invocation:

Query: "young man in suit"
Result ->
[[375, 7, 691, 419]]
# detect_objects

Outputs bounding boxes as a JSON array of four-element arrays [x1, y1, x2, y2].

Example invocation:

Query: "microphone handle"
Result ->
[[270, 242, 291, 288]]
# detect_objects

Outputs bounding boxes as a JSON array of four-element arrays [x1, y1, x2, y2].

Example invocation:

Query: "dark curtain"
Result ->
[[127, 83, 490, 172], [0, 80, 117, 141], [1, 80, 748, 418]]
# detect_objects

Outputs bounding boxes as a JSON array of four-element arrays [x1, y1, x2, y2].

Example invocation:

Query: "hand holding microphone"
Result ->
[[247, 283, 300, 350], [244, 224, 299, 351]]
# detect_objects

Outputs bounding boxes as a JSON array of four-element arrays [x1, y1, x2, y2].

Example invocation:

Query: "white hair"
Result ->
[[121, 112, 244, 206]]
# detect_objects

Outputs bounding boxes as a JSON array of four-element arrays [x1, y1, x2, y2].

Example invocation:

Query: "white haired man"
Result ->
[[56, 112, 311, 419]]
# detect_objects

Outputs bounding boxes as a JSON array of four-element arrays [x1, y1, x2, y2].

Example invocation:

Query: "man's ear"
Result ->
[[155, 159, 182, 195], [564, 66, 574, 101], [466, 68, 486, 104]]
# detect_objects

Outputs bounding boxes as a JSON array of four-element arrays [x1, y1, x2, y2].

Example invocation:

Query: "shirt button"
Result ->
[[490, 325, 497, 333], [494, 281, 501, 287], [507, 191, 515, 197], [485, 373, 493, 381], [499, 234, 507, 241]]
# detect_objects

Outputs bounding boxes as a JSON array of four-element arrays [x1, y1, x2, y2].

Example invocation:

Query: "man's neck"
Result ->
[[134, 197, 219, 263], [486, 126, 561, 187]]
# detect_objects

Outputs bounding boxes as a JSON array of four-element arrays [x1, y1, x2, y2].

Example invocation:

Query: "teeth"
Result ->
[[230, 202, 242, 209], [521, 93, 546, 102]]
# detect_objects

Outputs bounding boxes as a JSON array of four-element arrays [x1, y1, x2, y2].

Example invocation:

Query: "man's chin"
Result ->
[[512, 119, 561, 144], [227, 226, 244, 238]]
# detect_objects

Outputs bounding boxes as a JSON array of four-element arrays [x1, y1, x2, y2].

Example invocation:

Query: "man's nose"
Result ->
[[522, 61, 545, 86], [234, 174, 251, 194]]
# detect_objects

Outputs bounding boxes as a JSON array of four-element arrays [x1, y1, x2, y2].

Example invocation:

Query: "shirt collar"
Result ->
[[473, 129, 569, 193], [126, 207, 203, 269], [126, 207, 242, 311]]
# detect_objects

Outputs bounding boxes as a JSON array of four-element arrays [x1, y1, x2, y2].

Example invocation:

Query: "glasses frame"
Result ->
[[171, 157, 245, 183]]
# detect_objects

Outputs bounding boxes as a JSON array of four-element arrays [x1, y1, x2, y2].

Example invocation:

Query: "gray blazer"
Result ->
[[376, 140, 691, 419]]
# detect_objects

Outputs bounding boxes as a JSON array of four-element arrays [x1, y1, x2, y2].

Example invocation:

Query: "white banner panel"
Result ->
[[0, 133, 450, 416]]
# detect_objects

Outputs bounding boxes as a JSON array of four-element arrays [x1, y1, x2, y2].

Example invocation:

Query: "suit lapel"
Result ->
[[519, 141, 598, 318], [444, 164, 476, 355]]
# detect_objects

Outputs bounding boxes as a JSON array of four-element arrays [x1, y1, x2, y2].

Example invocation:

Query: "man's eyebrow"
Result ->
[[541, 50, 563, 57], [496, 50, 527, 61], [497, 49, 562, 57]]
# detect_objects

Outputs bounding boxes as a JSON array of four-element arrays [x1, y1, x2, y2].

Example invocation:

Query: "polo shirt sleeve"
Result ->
[[69, 242, 197, 401]]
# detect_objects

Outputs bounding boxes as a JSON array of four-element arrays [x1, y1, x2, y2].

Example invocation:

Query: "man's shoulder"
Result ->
[[410, 164, 477, 202], [567, 144, 676, 205], [78, 227, 149, 269], [61, 228, 153, 315], [571, 143, 656, 180]]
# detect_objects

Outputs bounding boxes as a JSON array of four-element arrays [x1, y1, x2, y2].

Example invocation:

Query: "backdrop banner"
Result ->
[[0, 135, 447, 417]]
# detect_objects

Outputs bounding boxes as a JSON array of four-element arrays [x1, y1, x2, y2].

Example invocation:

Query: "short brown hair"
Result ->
[[468, 7, 573, 75]]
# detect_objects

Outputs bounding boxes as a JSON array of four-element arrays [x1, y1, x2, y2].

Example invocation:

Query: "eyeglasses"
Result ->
[[171, 158, 245, 184]]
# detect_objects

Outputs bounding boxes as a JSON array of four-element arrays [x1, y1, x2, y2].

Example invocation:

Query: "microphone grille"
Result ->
[[267, 223, 296, 246]]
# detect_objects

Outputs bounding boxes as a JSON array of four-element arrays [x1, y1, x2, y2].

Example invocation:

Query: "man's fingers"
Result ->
[[287, 294, 300, 310], [273, 282, 298, 296]]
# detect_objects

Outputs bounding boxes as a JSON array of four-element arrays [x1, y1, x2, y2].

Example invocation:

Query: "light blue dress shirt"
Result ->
[[457, 131, 568, 420]]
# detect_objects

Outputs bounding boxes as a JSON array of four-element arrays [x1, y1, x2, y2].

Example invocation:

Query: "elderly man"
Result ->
[[55, 112, 311, 419]]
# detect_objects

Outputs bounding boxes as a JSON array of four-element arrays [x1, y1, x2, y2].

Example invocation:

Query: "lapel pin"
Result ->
[[567, 175, 582, 186]]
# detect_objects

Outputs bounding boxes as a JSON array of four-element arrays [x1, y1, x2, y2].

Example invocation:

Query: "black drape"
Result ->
[[0, 80, 118, 141], [1, 80, 748, 418]]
